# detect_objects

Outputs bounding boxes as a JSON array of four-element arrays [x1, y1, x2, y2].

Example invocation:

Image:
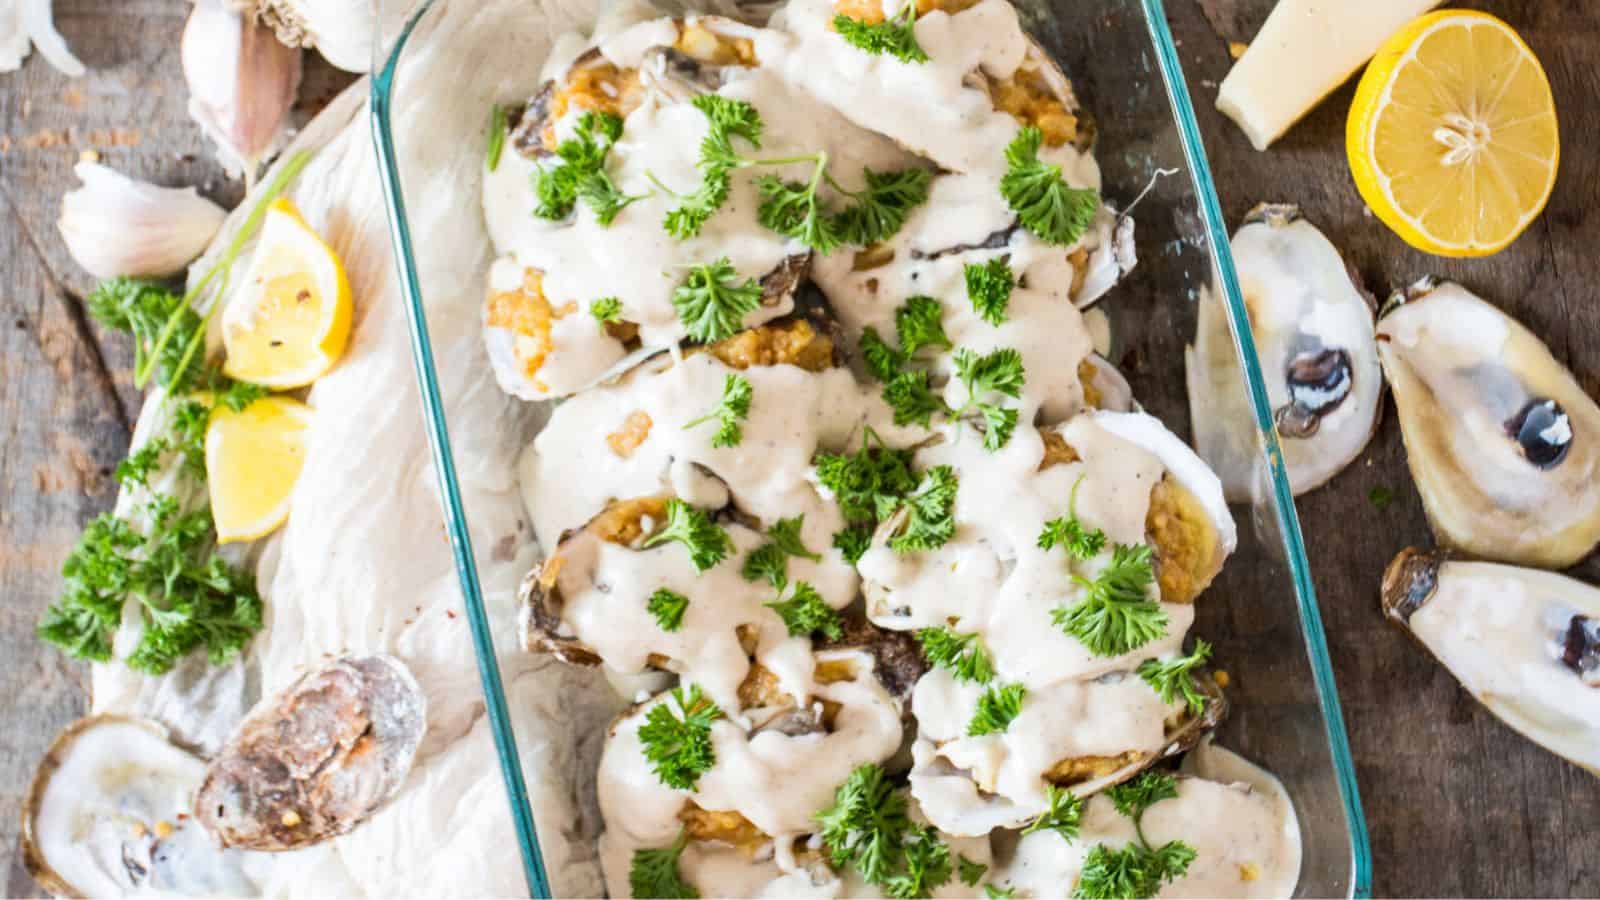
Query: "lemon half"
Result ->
[[222, 198, 353, 388], [206, 396, 314, 543], [1347, 11, 1559, 257]]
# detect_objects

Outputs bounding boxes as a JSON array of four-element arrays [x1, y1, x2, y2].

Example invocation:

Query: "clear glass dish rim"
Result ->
[[368, 0, 1375, 895]]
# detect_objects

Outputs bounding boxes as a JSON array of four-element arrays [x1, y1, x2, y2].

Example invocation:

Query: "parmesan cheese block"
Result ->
[[1216, 0, 1441, 151]]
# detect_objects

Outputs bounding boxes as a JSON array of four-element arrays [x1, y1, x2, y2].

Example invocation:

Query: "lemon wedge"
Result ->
[[1347, 11, 1559, 257], [222, 198, 353, 388], [206, 396, 314, 543]]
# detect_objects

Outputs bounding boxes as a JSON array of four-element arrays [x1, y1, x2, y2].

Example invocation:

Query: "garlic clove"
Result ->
[[182, 0, 303, 183], [57, 161, 228, 280], [1, 0, 88, 76], [248, 0, 409, 74]]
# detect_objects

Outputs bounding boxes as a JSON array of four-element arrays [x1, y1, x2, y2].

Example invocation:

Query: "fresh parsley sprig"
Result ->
[[648, 588, 690, 632], [833, 525, 874, 565], [589, 296, 623, 327], [1038, 475, 1108, 560], [766, 581, 843, 640], [1051, 543, 1166, 657], [1137, 639, 1212, 715], [1073, 772, 1196, 900], [949, 347, 1025, 451], [685, 373, 752, 448], [532, 111, 644, 225], [815, 764, 955, 898], [958, 856, 988, 887], [888, 465, 958, 552], [968, 682, 1026, 736], [1000, 126, 1101, 246], [896, 295, 951, 356], [671, 257, 763, 342], [917, 626, 995, 684], [637, 684, 723, 791], [964, 257, 1015, 326], [630, 830, 698, 899], [1023, 783, 1085, 840], [641, 499, 733, 572], [814, 428, 919, 525], [742, 515, 822, 589], [832, 4, 930, 64]]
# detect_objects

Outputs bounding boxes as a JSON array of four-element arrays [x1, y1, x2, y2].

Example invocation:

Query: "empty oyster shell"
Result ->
[[1382, 548, 1600, 775], [195, 655, 426, 851], [1187, 204, 1381, 500], [22, 716, 257, 898], [1377, 279, 1600, 568]]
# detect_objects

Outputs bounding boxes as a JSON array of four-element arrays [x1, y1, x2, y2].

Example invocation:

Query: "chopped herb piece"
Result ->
[[684, 373, 752, 448], [694, 95, 764, 146], [884, 369, 945, 428], [218, 379, 268, 413], [958, 855, 989, 887], [663, 166, 733, 239], [833, 167, 933, 247], [486, 104, 508, 172], [671, 258, 763, 342], [85, 277, 207, 393], [1137, 640, 1212, 715], [1038, 475, 1108, 560], [740, 515, 820, 589], [948, 347, 1024, 450], [967, 682, 1026, 736], [531, 112, 641, 225], [1051, 543, 1166, 657], [986, 886, 1018, 899], [1107, 770, 1181, 821], [917, 626, 994, 684], [813, 428, 919, 524], [1023, 783, 1084, 840], [767, 515, 821, 562], [1000, 126, 1101, 246], [637, 685, 723, 791], [885, 825, 953, 899], [757, 165, 844, 254], [833, 525, 874, 565], [889, 464, 958, 553], [115, 439, 170, 489], [647, 588, 690, 632], [1368, 486, 1395, 510], [832, 5, 929, 64], [1074, 772, 1195, 899], [815, 764, 911, 887], [641, 499, 733, 572], [766, 581, 843, 640], [964, 257, 1015, 326], [630, 831, 698, 899], [896, 295, 950, 356], [591, 296, 624, 326], [860, 327, 906, 383], [977, 404, 1018, 452]]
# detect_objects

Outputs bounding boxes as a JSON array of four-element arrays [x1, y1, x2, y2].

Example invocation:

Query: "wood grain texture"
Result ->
[[0, 0, 1597, 897]]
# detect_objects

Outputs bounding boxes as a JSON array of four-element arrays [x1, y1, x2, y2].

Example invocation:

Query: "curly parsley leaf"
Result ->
[[832, 5, 929, 64], [1023, 783, 1084, 840], [813, 429, 919, 524], [1107, 770, 1181, 821], [986, 886, 1018, 899], [85, 277, 208, 393], [884, 369, 945, 428], [663, 165, 733, 239], [767, 581, 843, 640], [1038, 475, 1108, 560], [767, 515, 822, 562], [638, 684, 724, 791], [833, 167, 932, 246], [860, 327, 907, 383], [641, 499, 734, 572], [967, 682, 1026, 736], [964, 257, 1015, 326], [889, 464, 958, 553], [591, 296, 623, 326], [685, 373, 752, 448], [833, 525, 874, 565], [756, 167, 844, 254], [1074, 844, 1156, 900], [647, 588, 690, 633], [741, 515, 820, 589], [896, 295, 950, 356], [1000, 126, 1101, 246], [671, 258, 763, 342], [815, 764, 912, 887], [884, 826, 954, 899], [695, 95, 764, 146], [1051, 543, 1166, 657], [1074, 772, 1195, 899], [1137, 639, 1212, 715], [917, 626, 994, 684], [630, 831, 698, 899], [958, 856, 989, 887], [531, 112, 640, 225], [949, 347, 1025, 450]]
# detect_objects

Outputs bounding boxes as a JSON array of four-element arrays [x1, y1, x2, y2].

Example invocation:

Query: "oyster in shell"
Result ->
[[1187, 204, 1381, 500], [1382, 548, 1600, 775], [195, 655, 426, 851], [1377, 278, 1600, 568], [22, 715, 257, 898]]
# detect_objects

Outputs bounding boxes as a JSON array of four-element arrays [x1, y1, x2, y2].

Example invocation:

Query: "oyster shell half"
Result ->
[[1187, 204, 1381, 500], [1382, 548, 1600, 775], [1377, 279, 1600, 568], [195, 655, 426, 851], [23, 715, 258, 898]]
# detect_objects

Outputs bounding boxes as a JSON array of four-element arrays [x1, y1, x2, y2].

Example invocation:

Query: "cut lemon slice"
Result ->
[[206, 396, 314, 543], [222, 198, 353, 388], [1347, 11, 1559, 257]]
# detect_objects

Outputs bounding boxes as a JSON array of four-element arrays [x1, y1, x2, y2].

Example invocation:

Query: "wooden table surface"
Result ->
[[2, 1, 1596, 896]]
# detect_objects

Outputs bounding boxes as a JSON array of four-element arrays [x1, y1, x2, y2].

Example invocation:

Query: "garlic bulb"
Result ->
[[249, 0, 410, 74], [182, 0, 303, 183], [58, 162, 227, 280], [0, 0, 87, 76]]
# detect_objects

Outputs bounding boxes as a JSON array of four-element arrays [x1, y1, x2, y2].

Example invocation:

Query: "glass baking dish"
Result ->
[[370, 0, 1372, 895]]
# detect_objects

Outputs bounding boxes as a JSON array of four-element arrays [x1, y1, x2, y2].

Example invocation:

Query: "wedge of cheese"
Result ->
[[1216, 0, 1441, 151]]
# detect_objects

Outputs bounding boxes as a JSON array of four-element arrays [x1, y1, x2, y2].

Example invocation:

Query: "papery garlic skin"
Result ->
[[1, 0, 87, 76], [250, 0, 408, 74], [58, 162, 228, 280], [183, 0, 303, 182]]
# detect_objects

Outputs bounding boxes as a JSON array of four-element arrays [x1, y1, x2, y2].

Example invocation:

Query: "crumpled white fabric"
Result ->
[[87, 0, 625, 895], [1, 0, 85, 75]]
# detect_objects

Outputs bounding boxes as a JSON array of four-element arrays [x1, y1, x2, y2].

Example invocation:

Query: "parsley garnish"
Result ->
[[832, 5, 930, 64], [886, 826, 953, 899], [1137, 640, 1212, 715], [1051, 543, 1166, 657], [757, 164, 844, 254], [630, 831, 698, 899], [766, 581, 843, 640], [741, 515, 822, 589], [896, 296, 950, 356], [967, 682, 1026, 736], [1023, 783, 1084, 840], [486, 104, 508, 172], [637, 684, 723, 791], [859, 327, 904, 382], [1073, 772, 1196, 899], [834, 168, 934, 247], [815, 764, 954, 897], [964, 257, 1015, 326], [1038, 475, 1107, 560], [813, 428, 919, 524], [641, 499, 733, 572], [833, 525, 874, 565], [986, 886, 1017, 899], [917, 626, 994, 684], [958, 856, 988, 887], [685, 373, 752, 448], [531, 111, 643, 225], [1000, 126, 1101, 247], [888, 464, 958, 553], [647, 588, 690, 632], [671, 257, 763, 343], [1368, 486, 1395, 510], [590, 296, 623, 326], [883, 369, 945, 428], [949, 347, 1025, 450]]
